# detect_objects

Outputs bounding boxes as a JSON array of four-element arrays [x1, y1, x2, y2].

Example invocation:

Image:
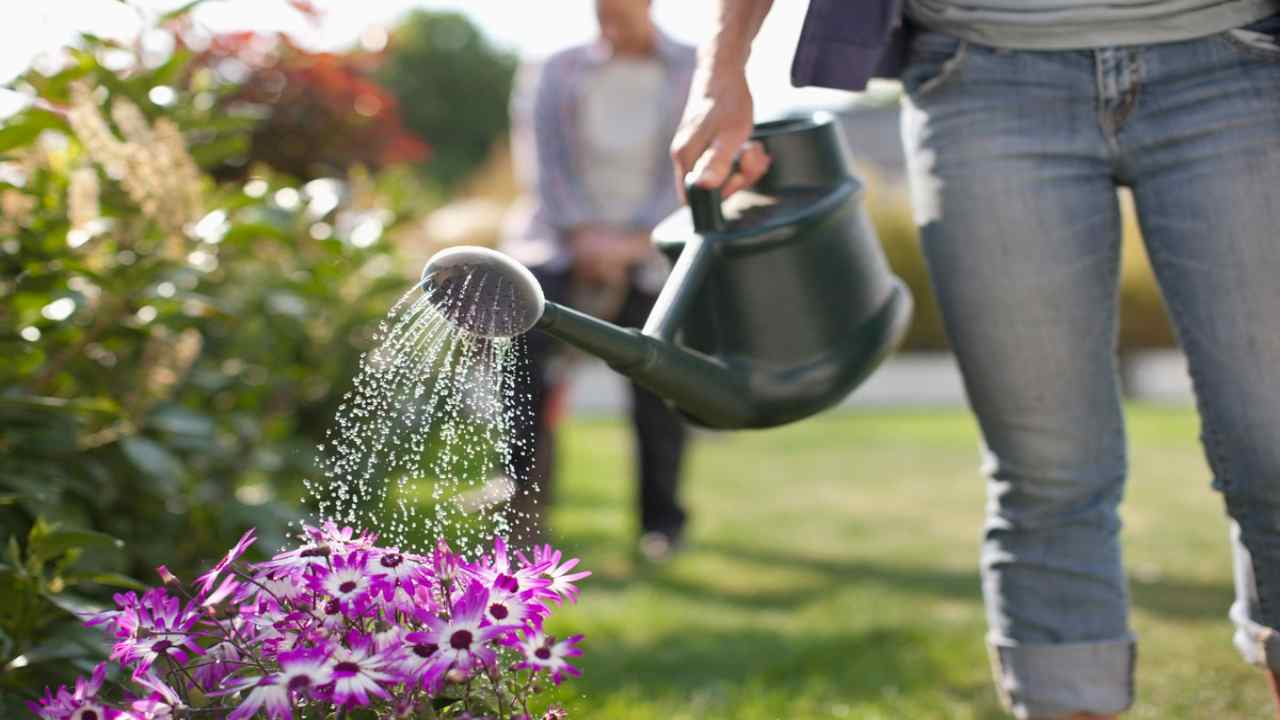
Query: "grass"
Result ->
[[536, 405, 1271, 719]]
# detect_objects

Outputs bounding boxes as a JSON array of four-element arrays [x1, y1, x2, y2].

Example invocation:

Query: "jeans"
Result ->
[[900, 14, 1280, 718]]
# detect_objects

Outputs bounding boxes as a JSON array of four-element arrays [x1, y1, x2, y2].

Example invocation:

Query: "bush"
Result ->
[[0, 28, 415, 709], [376, 11, 518, 190], [202, 34, 428, 180]]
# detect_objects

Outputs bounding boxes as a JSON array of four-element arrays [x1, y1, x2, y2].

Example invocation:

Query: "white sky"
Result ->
[[0, 0, 855, 120]]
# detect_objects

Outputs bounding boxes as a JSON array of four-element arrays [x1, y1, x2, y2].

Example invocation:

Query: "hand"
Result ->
[[570, 227, 651, 287], [670, 64, 771, 199]]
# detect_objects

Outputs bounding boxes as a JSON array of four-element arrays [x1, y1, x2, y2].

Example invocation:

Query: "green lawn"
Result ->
[[537, 406, 1271, 719]]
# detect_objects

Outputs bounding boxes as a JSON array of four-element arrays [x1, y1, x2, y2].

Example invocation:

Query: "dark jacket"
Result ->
[[791, 0, 908, 91]]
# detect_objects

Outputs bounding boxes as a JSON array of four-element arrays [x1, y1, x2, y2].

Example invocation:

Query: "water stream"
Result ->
[[306, 271, 537, 557]]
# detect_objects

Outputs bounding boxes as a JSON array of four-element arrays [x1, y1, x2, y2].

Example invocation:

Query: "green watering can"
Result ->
[[420, 113, 912, 429]]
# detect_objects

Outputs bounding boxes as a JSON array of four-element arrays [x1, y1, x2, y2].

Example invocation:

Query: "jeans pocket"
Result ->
[[1223, 12, 1280, 61], [900, 29, 969, 98]]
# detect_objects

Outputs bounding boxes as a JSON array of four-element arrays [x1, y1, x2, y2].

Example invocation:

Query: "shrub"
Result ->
[[0, 27, 415, 709]]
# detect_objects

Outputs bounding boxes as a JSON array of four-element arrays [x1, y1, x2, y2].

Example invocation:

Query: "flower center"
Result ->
[[338, 580, 357, 594], [380, 553, 403, 568], [534, 647, 552, 660], [300, 546, 330, 558], [287, 674, 312, 690], [333, 661, 360, 675], [324, 599, 341, 616], [414, 642, 438, 658], [78, 711, 100, 720], [151, 640, 172, 654], [449, 629, 473, 650], [489, 602, 509, 620]]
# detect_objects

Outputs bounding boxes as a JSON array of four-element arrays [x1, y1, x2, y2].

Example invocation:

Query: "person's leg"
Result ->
[[616, 283, 688, 549], [901, 32, 1132, 719], [504, 265, 572, 547], [1118, 20, 1280, 709]]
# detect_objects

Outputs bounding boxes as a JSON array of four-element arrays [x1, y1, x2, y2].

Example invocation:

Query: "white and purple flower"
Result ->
[[39, 529, 588, 719]]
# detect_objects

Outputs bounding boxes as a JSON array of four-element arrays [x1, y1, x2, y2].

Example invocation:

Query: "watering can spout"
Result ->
[[535, 301, 756, 428], [418, 245, 757, 428]]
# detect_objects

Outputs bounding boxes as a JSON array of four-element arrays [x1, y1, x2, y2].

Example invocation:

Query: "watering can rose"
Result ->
[[28, 523, 589, 720]]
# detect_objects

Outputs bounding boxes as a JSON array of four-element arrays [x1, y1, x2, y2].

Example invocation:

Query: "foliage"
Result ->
[[0, 25, 417, 709], [199, 32, 428, 180], [377, 11, 518, 191], [0, 520, 143, 701], [31, 525, 587, 719]]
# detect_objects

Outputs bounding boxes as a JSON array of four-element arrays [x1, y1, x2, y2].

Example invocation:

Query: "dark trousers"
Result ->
[[507, 265, 688, 540]]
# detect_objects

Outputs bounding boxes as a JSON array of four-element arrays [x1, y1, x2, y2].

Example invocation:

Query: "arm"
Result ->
[[670, 0, 774, 197]]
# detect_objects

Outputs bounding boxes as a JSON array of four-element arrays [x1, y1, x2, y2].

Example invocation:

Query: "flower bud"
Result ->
[[155, 564, 181, 586], [445, 667, 468, 684]]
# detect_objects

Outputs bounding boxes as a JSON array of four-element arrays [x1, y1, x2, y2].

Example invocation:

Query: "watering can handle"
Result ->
[[642, 181, 724, 343], [685, 181, 726, 233]]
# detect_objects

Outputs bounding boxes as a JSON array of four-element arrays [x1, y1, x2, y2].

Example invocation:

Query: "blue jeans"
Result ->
[[900, 15, 1280, 719]]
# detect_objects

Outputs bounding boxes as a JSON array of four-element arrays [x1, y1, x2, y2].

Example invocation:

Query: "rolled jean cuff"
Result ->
[[987, 633, 1136, 719], [1231, 600, 1280, 672]]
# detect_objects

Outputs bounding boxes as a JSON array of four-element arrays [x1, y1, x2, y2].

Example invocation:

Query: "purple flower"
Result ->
[[465, 537, 551, 599], [27, 662, 110, 720], [59, 527, 589, 719], [193, 640, 241, 692], [326, 641, 398, 708], [514, 629, 583, 685], [368, 548, 428, 612], [308, 550, 373, 616], [221, 647, 332, 720], [404, 583, 516, 691], [104, 588, 203, 675], [196, 528, 256, 596], [524, 544, 592, 605], [484, 574, 546, 629]]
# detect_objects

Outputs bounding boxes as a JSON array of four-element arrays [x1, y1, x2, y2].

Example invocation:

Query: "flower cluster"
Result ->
[[29, 523, 589, 720], [66, 82, 203, 238]]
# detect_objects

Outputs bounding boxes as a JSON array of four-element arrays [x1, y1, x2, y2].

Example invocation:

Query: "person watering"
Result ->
[[501, 0, 696, 560], [672, 1, 1280, 718]]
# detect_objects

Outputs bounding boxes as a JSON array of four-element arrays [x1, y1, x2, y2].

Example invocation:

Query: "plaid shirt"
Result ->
[[503, 31, 696, 271]]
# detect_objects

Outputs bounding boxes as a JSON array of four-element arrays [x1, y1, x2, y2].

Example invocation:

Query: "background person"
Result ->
[[671, 0, 1280, 717], [501, 0, 696, 559]]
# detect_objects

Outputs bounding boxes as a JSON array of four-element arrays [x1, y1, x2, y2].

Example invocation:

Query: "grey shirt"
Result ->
[[907, 0, 1280, 49]]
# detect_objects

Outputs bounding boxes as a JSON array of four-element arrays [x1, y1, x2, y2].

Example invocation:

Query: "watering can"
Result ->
[[420, 113, 912, 429]]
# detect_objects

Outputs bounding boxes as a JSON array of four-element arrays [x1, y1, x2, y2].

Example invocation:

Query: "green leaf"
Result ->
[[189, 132, 249, 168], [431, 697, 460, 711], [0, 109, 69, 153], [0, 394, 120, 416], [148, 47, 193, 88], [146, 405, 215, 439], [10, 637, 93, 667], [159, 0, 210, 22], [4, 537, 23, 577], [119, 436, 184, 491], [40, 591, 105, 619], [221, 220, 294, 246], [28, 525, 124, 563], [66, 572, 146, 591]]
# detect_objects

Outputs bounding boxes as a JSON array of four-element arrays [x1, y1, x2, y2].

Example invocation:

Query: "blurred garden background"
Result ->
[[0, 1, 1257, 717]]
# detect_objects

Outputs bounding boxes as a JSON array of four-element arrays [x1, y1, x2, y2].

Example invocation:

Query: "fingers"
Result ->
[[689, 127, 751, 190], [720, 140, 771, 198], [670, 113, 715, 201]]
